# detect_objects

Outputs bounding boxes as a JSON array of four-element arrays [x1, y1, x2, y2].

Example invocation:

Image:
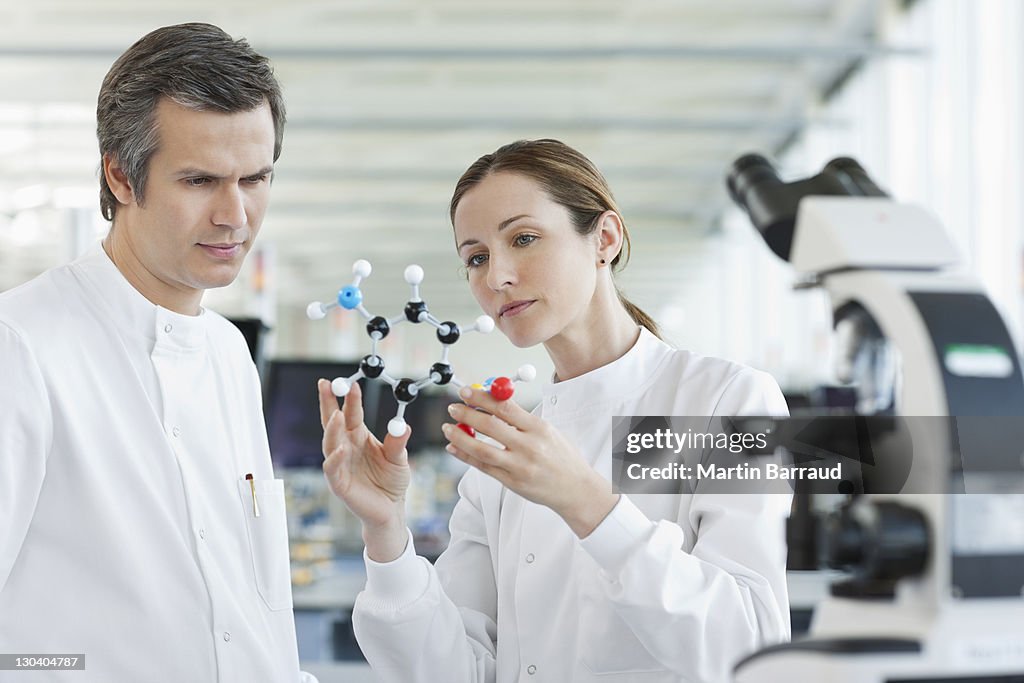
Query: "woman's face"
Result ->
[[453, 171, 599, 348]]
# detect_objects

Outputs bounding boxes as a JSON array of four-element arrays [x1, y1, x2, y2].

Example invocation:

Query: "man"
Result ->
[[0, 23, 316, 682]]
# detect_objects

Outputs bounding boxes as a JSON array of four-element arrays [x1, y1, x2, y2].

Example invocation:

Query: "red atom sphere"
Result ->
[[489, 376, 515, 401]]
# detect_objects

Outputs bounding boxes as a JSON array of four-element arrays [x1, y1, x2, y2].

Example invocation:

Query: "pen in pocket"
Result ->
[[245, 473, 260, 518]]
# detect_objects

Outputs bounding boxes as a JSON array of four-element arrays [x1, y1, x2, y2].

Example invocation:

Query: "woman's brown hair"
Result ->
[[449, 138, 661, 339]]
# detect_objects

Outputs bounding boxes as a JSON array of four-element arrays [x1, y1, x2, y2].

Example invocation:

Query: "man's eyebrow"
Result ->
[[174, 166, 274, 178], [174, 168, 221, 179], [458, 214, 532, 253]]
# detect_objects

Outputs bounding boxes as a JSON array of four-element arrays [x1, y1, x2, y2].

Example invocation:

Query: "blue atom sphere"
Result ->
[[338, 285, 363, 310]]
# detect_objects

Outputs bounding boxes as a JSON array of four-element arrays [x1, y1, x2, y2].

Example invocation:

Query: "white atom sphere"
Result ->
[[306, 302, 326, 320], [352, 259, 372, 278], [404, 264, 424, 285], [476, 315, 495, 333], [387, 417, 407, 438], [517, 364, 537, 382], [331, 378, 351, 397]]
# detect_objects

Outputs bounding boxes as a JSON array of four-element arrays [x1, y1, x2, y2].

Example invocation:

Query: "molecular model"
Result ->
[[307, 259, 536, 438]]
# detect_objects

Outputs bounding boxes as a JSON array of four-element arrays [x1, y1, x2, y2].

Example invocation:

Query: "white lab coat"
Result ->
[[353, 327, 792, 683], [0, 245, 314, 682]]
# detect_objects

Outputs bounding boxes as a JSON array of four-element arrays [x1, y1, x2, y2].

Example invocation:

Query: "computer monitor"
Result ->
[[263, 359, 382, 469], [227, 317, 270, 375]]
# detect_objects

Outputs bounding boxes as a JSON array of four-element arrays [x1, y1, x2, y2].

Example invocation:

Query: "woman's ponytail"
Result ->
[[617, 290, 661, 339]]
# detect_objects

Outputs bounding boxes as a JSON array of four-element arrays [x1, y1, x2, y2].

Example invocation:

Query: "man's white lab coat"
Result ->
[[0, 245, 313, 682], [354, 328, 792, 683]]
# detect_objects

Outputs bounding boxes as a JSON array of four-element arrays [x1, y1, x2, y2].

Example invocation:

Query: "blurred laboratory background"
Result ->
[[1, 0, 1020, 678]]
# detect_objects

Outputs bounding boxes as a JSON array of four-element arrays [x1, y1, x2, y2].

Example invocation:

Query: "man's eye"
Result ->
[[244, 174, 269, 184], [185, 177, 210, 187]]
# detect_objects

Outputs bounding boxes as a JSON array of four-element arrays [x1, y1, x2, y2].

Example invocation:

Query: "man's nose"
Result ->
[[212, 183, 247, 229]]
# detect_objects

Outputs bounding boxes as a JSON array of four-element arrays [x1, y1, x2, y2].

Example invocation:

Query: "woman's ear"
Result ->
[[103, 154, 135, 206], [595, 210, 624, 266]]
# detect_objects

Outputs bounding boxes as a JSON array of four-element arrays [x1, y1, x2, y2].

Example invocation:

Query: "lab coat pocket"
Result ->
[[577, 570, 665, 676], [237, 478, 294, 611]]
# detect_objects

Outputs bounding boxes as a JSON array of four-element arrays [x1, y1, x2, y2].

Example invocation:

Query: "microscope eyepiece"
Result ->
[[822, 157, 888, 198], [725, 153, 797, 261], [725, 154, 890, 262], [726, 153, 782, 206]]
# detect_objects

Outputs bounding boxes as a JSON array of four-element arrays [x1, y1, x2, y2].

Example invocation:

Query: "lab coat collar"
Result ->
[[72, 241, 208, 351], [541, 326, 673, 416]]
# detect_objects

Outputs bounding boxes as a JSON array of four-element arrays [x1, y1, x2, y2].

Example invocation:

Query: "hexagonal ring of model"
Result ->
[[307, 259, 535, 438]]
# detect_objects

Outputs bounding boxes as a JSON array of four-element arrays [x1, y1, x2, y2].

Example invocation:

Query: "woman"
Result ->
[[318, 139, 791, 683]]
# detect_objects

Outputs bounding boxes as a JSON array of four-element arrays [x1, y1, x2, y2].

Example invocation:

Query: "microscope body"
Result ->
[[728, 158, 1024, 682]]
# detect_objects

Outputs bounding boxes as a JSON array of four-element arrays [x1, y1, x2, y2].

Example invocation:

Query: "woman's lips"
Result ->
[[500, 300, 535, 317]]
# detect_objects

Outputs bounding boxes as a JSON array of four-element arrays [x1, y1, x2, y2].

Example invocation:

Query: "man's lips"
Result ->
[[198, 243, 243, 259], [499, 300, 535, 317]]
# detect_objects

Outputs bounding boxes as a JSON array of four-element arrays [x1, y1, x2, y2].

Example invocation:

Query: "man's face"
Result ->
[[111, 98, 276, 304]]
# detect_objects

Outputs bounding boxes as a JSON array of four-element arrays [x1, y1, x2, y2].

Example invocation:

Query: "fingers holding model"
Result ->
[[442, 386, 619, 538], [318, 378, 412, 561]]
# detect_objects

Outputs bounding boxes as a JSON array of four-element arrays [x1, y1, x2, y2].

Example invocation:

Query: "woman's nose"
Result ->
[[486, 253, 516, 291]]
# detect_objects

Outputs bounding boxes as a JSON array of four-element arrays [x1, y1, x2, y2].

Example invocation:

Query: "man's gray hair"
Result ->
[[96, 22, 286, 221]]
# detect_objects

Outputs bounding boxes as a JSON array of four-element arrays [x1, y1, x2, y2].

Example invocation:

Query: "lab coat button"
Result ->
[[549, 396, 557, 406], [525, 553, 535, 564], [164, 324, 173, 333], [172, 426, 181, 437], [223, 631, 231, 642], [527, 664, 537, 675], [198, 528, 205, 539]]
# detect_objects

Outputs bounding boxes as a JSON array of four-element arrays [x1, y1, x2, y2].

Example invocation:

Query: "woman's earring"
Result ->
[[599, 258, 607, 265]]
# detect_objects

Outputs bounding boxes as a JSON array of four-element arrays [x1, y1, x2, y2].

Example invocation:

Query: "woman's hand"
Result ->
[[319, 379, 412, 561], [442, 387, 619, 538]]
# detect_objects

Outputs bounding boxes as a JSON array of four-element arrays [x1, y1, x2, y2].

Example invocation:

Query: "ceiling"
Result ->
[[0, 0, 911, 323]]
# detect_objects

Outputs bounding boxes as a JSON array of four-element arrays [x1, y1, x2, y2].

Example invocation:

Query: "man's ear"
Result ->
[[595, 210, 625, 265], [103, 154, 135, 206]]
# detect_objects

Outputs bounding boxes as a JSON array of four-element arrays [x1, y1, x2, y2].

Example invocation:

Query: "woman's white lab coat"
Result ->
[[354, 328, 791, 683]]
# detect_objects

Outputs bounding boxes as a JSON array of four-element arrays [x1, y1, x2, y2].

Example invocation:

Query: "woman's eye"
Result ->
[[514, 234, 537, 247], [467, 253, 488, 268]]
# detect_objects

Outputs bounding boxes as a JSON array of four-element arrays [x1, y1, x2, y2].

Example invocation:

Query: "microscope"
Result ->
[[726, 155, 1024, 682]]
